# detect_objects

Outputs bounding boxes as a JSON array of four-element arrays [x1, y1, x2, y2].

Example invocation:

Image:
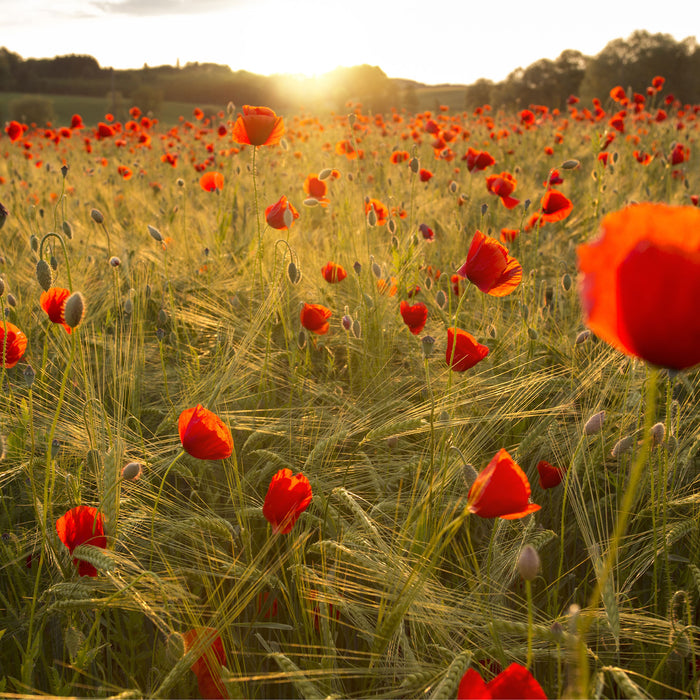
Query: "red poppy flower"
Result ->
[[300, 303, 332, 334], [446, 328, 489, 371], [577, 202, 700, 370], [303, 174, 329, 206], [5, 120, 24, 142], [70, 114, 84, 129], [200, 172, 224, 192], [265, 195, 299, 230], [485, 171, 519, 209], [262, 468, 313, 534], [231, 105, 284, 147], [418, 223, 434, 240], [390, 150, 410, 164], [537, 460, 566, 489], [467, 449, 541, 519], [335, 139, 358, 159], [463, 147, 495, 172], [520, 109, 535, 125], [178, 405, 233, 460], [117, 165, 132, 179], [365, 198, 389, 226], [419, 168, 433, 182], [539, 190, 573, 223], [670, 143, 689, 165], [183, 627, 228, 700], [96, 122, 115, 139], [0, 322, 27, 368], [321, 262, 347, 283], [633, 150, 652, 166], [55, 506, 107, 577], [500, 228, 519, 243], [40, 287, 72, 334], [456, 230, 522, 296], [458, 663, 547, 699], [399, 301, 428, 335]]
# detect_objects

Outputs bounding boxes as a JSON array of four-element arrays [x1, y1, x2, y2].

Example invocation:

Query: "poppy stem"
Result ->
[[251, 146, 263, 291], [39, 231, 74, 292]]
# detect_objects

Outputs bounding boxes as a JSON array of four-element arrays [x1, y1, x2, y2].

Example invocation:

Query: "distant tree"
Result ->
[[464, 78, 494, 110], [402, 83, 419, 113], [9, 96, 54, 125]]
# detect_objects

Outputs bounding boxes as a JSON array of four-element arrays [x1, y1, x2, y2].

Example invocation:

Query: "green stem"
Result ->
[[149, 448, 185, 564]]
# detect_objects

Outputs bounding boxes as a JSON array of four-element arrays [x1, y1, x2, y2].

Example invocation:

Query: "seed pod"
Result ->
[[109, 256, 121, 267], [421, 335, 436, 358], [90, 208, 104, 224], [148, 225, 163, 242]]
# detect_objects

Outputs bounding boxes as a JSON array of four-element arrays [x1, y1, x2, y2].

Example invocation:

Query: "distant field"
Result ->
[[0, 91, 206, 126]]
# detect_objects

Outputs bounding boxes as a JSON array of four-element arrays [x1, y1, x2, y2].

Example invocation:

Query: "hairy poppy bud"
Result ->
[[121, 461, 142, 481], [367, 207, 377, 227], [436, 290, 447, 309], [561, 159, 580, 170], [409, 157, 420, 174], [318, 168, 333, 180], [287, 261, 301, 284], [0, 279, 4, 296], [30, 234, 39, 252], [387, 219, 397, 235], [148, 225, 163, 242], [36, 259, 53, 291], [109, 256, 121, 267], [124, 298, 133, 314], [90, 208, 104, 224], [341, 315, 352, 331], [62, 220, 73, 239], [517, 545, 540, 581], [23, 364, 36, 386], [650, 422, 666, 446], [584, 410, 605, 435], [352, 319, 361, 338], [371, 261, 382, 279], [575, 329, 592, 345], [63, 291, 86, 329], [561, 273, 572, 291], [353, 261, 362, 275], [7, 293, 16, 308], [0, 202, 7, 230]]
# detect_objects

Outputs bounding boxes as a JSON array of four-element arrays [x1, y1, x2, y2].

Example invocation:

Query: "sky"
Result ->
[[3, 0, 699, 86]]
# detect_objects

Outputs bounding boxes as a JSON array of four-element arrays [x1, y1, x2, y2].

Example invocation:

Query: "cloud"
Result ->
[[94, 0, 243, 16]]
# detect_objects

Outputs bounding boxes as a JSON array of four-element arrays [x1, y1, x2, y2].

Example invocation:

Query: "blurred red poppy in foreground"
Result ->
[[200, 172, 224, 192], [231, 105, 284, 147], [467, 449, 540, 519], [262, 468, 313, 534], [446, 328, 489, 371], [5, 120, 24, 142], [458, 662, 547, 699], [321, 262, 347, 283], [178, 405, 233, 460], [0, 322, 27, 368], [456, 230, 522, 296], [183, 627, 228, 699], [463, 147, 495, 172], [56, 505, 107, 577], [265, 195, 299, 230], [539, 189, 573, 223], [300, 303, 332, 335], [399, 301, 428, 335], [577, 203, 700, 370], [40, 287, 72, 334], [537, 460, 566, 489]]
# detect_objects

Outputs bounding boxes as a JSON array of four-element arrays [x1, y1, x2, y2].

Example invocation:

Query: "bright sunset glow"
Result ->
[[3, 0, 699, 85]]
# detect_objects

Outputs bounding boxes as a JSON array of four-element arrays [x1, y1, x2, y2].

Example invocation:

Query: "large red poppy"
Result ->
[[458, 663, 547, 699], [40, 287, 72, 334], [265, 196, 299, 230], [456, 230, 522, 296], [178, 405, 233, 460], [200, 172, 224, 192], [467, 449, 540, 519], [56, 506, 107, 577], [300, 303, 332, 335], [183, 627, 228, 699], [262, 468, 313, 534], [0, 322, 27, 368], [578, 203, 700, 370], [446, 328, 489, 371], [231, 105, 284, 147], [399, 301, 428, 335]]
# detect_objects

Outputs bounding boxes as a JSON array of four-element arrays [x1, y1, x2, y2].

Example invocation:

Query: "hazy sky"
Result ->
[[3, 0, 698, 85]]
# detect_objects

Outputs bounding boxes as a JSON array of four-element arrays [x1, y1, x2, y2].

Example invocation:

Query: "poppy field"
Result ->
[[0, 82, 699, 699]]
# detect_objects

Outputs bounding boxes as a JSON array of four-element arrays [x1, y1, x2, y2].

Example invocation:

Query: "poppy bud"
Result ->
[[303, 198, 320, 208], [371, 261, 382, 279], [297, 329, 306, 349], [353, 261, 362, 275], [352, 319, 361, 338], [121, 461, 142, 481], [523, 199, 531, 211], [64, 291, 86, 329], [409, 157, 420, 174], [51, 438, 61, 458], [287, 261, 301, 284], [649, 422, 666, 446], [0, 202, 7, 230], [177, 178, 185, 187], [36, 259, 53, 291], [7, 293, 16, 308], [30, 234, 39, 252], [341, 315, 352, 331], [91, 208, 104, 224], [387, 219, 397, 235], [318, 168, 333, 180], [23, 364, 36, 386], [436, 290, 447, 309], [561, 273, 572, 290], [124, 298, 133, 314], [391, 235, 398, 249], [612, 438, 634, 462], [109, 256, 121, 267], [367, 208, 377, 227], [156, 328, 165, 342], [575, 329, 592, 345], [0, 279, 4, 296], [421, 335, 436, 358], [521, 304, 529, 321], [449, 181, 458, 194], [527, 327, 538, 340], [584, 410, 605, 435], [158, 309, 169, 326], [561, 159, 580, 170], [480, 202, 487, 214], [148, 225, 163, 242], [61, 220, 73, 239], [517, 544, 540, 581], [386, 435, 399, 449]]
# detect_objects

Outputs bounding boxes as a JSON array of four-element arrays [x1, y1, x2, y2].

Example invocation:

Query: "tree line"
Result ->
[[1, 30, 698, 122]]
